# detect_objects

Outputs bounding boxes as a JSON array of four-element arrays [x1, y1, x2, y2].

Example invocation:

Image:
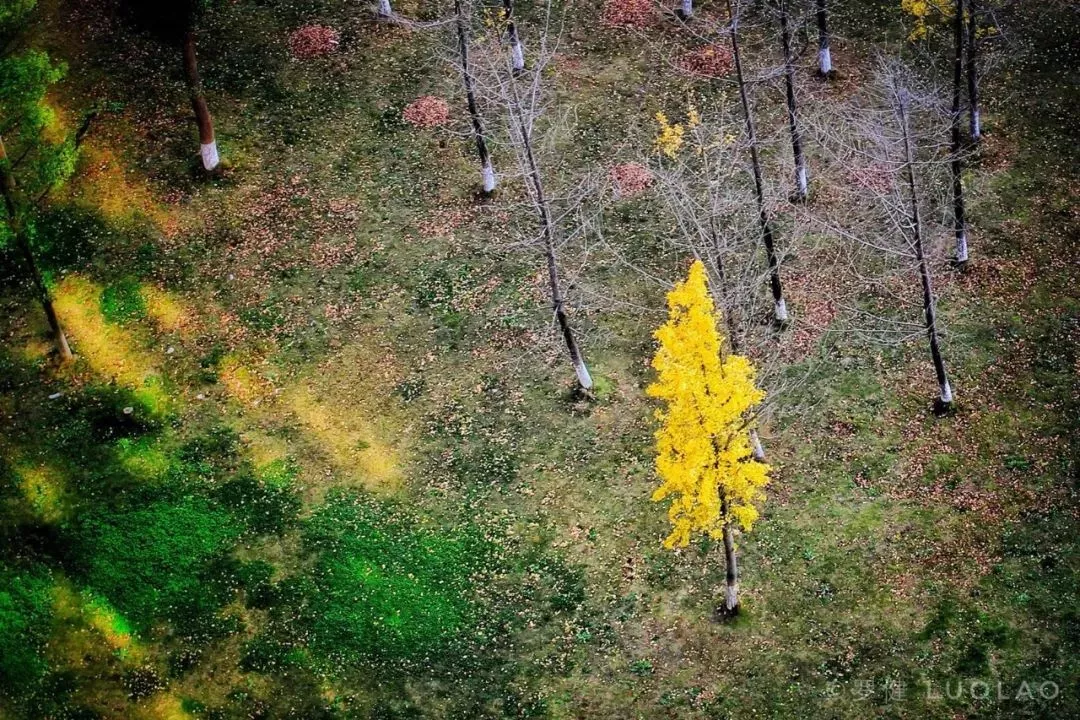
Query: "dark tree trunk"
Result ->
[[456, 0, 496, 194], [728, 0, 788, 324], [507, 86, 592, 390], [815, 0, 833, 76], [778, 1, 809, 202], [502, 0, 525, 72], [182, 30, 218, 171], [897, 91, 953, 411], [708, 238, 766, 461], [966, 1, 981, 140], [0, 137, 73, 361], [951, 0, 969, 263], [720, 499, 740, 616]]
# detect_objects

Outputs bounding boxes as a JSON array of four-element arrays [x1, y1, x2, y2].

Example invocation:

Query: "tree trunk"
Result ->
[[966, 1, 981, 140], [377, 0, 392, 18], [508, 85, 592, 390], [729, 0, 788, 324], [720, 499, 740, 616], [815, 0, 833, 76], [709, 243, 767, 461], [503, 0, 525, 73], [182, 30, 218, 171], [456, 0, 496, 195], [897, 92, 953, 411], [679, 0, 694, 20], [0, 136, 73, 361], [951, 0, 969, 264], [778, 1, 809, 202]]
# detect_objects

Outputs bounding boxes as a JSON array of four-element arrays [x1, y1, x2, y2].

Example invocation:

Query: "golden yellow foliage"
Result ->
[[653, 111, 685, 158], [902, 0, 954, 40], [648, 260, 769, 548]]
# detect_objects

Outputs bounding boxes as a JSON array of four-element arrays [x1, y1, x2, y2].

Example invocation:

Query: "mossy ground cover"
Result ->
[[0, 0, 1077, 718]]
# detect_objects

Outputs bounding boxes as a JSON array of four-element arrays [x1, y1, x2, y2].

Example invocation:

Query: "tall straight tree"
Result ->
[[950, 0, 969, 264], [777, 0, 809, 201], [124, 0, 221, 171], [503, 0, 525, 73], [455, 0, 496, 194], [0, 6, 77, 360], [727, 0, 789, 323], [475, 9, 593, 390], [966, 0, 981, 140], [648, 261, 770, 616], [815, 0, 833, 76]]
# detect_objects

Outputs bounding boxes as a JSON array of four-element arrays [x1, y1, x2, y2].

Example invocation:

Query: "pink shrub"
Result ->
[[288, 25, 341, 59], [677, 44, 734, 78], [601, 0, 659, 29], [402, 96, 452, 129], [609, 162, 654, 197]]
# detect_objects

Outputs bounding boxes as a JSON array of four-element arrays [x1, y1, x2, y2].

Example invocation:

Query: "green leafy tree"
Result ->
[[0, 0, 77, 359]]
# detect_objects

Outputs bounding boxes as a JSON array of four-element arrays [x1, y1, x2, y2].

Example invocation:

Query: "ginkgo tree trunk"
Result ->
[[649, 260, 770, 617], [815, 0, 833, 76], [455, 0, 496, 194], [950, 0, 969, 264], [777, 0, 809, 202]]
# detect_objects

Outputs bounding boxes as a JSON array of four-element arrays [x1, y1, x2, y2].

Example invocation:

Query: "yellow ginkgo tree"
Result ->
[[648, 260, 769, 616]]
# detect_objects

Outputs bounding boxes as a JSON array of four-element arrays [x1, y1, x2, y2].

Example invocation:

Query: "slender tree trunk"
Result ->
[[709, 239, 767, 461], [679, 0, 694, 20], [951, 0, 969, 264], [778, 1, 808, 202], [377, 0, 392, 19], [897, 92, 953, 411], [815, 0, 833, 76], [503, 0, 525, 73], [508, 88, 592, 390], [729, 0, 788, 324], [182, 30, 218, 171], [456, 0, 496, 194], [966, 1, 981, 140], [0, 137, 73, 361], [720, 499, 740, 616]]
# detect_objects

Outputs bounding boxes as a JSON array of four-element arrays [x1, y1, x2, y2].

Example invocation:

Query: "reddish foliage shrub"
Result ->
[[677, 44, 734, 78], [609, 162, 654, 197], [288, 25, 341, 59], [601, 0, 659, 29], [402, 96, 452, 129], [847, 165, 893, 194]]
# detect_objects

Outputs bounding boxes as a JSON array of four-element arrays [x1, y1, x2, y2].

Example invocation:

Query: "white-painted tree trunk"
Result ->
[[796, 165, 809, 200], [750, 429, 765, 461], [378, 0, 392, 18], [511, 40, 525, 72], [482, 159, 496, 194], [819, 47, 832, 76], [681, 0, 693, 18], [200, 141, 219, 171], [971, 110, 981, 141], [574, 360, 593, 390], [955, 231, 969, 264], [774, 298, 788, 323], [940, 380, 954, 404]]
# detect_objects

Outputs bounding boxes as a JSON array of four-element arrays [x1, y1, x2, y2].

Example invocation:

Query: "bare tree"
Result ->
[[455, 0, 496, 194], [815, 0, 833, 76], [950, 0, 969, 263], [472, 9, 594, 390], [966, 0, 982, 140], [503, 0, 525, 73], [776, 0, 809, 201], [728, 0, 789, 323]]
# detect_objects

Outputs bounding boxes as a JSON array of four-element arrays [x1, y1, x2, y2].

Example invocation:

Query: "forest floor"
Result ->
[[0, 0, 1077, 718]]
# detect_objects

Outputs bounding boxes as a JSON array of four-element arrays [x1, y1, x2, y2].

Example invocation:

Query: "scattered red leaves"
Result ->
[[288, 25, 341, 59]]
